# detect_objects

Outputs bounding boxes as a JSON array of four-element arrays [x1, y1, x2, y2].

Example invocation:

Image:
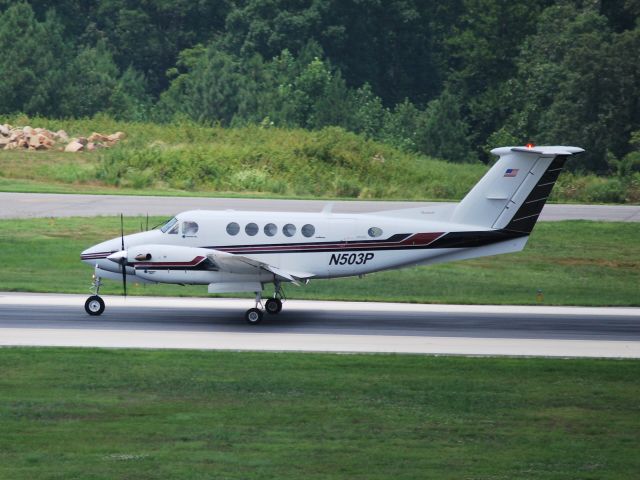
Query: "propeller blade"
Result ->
[[121, 259, 127, 297], [120, 213, 125, 251], [120, 214, 126, 297]]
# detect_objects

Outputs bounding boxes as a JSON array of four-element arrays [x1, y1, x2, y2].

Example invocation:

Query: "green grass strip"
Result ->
[[0, 348, 638, 478]]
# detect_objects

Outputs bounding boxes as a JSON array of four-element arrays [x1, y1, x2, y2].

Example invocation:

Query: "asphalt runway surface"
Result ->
[[2, 192, 639, 221], [2, 294, 639, 357]]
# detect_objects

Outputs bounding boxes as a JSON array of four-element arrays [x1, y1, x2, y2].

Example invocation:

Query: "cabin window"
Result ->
[[226, 222, 240, 235], [245, 222, 259, 236], [161, 217, 178, 233], [368, 227, 383, 238], [264, 223, 277, 236], [182, 221, 199, 236], [301, 224, 315, 238], [283, 223, 296, 237]]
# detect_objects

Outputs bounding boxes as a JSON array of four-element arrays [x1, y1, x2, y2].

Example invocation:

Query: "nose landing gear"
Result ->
[[85, 269, 105, 316]]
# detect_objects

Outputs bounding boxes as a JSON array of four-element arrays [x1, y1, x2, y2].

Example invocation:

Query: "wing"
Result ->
[[207, 250, 314, 285]]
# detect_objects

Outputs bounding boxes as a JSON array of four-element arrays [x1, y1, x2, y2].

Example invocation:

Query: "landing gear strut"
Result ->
[[85, 269, 105, 316], [245, 291, 264, 324]]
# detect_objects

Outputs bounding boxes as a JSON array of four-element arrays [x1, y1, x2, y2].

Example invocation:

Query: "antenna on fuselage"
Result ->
[[321, 203, 334, 215]]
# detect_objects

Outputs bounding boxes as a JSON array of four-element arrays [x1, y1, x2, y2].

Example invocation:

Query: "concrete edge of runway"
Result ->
[[1, 293, 639, 358]]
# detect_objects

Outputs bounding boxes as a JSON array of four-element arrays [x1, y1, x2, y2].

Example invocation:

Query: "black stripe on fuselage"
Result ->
[[199, 230, 526, 255]]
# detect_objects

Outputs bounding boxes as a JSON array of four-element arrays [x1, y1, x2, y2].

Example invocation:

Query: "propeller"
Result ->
[[120, 213, 127, 297]]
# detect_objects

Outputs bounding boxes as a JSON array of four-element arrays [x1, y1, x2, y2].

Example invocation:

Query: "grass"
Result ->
[[0, 116, 486, 201], [0, 217, 638, 306], [1, 115, 637, 203], [0, 348, 638, 479]]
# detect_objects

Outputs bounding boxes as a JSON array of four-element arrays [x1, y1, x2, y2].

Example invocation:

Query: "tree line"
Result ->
[[0, 0, 638, 174]]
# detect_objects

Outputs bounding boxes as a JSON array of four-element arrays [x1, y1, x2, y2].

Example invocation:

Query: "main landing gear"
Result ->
[[85, 271, 105, 316], [244, 281, 285, 324]]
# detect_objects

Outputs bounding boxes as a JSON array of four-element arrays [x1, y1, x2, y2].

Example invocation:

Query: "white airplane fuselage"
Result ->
[[82, 208, 527, 285]]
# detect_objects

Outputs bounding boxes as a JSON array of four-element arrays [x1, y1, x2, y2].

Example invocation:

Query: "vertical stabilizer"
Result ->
[[450, 146, 584, 232]]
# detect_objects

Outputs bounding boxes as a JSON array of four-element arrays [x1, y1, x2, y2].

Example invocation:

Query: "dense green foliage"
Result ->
[[0, 217, 637, 306], [1, 348, 639, 478], [0, 1, 638, 176]]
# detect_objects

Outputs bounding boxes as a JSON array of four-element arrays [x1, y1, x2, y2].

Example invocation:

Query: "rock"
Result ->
[[40, 129, 55, 140], [0, 124, 9, 136], [107, 131, 126, 142], [55, 130, 69, 141], [65, 141, 84, 152], [40, 134, 54, 149], [28, 135, 42, 149], [86, 142, 96, 151], [0, 137, 10, 148], [22, 126, 33, 135], [88, 132, 109, 143], [76, 136, 88, 146]]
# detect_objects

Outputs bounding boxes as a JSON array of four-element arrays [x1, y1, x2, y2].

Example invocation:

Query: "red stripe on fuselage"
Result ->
[[215, 232, 445, 254]]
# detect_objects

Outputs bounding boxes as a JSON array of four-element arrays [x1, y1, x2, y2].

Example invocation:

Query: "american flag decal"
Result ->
[[504, 168, 519, 177]]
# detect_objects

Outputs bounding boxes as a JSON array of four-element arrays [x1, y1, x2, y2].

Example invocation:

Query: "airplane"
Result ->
[[81, 144, 583, 324]]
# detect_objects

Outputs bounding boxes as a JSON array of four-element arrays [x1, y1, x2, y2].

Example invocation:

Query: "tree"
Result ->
[[490, 4, 640, 172], [109, 66, 152, 121], [0, 2, 67, 115], [158, 44, 264, 125], [416, 90, 476, 162], [59, 40, 119, 118]]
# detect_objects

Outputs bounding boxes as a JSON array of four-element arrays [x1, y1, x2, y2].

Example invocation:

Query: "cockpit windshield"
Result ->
[[160, 217, 178, 233]]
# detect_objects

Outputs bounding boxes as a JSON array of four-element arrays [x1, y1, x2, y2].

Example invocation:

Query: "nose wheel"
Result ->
[[85, 295, 105, 316]]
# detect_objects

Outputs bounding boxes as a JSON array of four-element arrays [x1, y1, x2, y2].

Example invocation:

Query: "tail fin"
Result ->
[[451, 146, 584, 232]]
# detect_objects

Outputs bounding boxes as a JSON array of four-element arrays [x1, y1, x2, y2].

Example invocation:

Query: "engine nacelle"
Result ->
[[127, 244, 212, 266], [128, 244, 272, 285]]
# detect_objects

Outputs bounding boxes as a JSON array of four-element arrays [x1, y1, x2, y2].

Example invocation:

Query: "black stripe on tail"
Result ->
[[503, 155, 568, 234]]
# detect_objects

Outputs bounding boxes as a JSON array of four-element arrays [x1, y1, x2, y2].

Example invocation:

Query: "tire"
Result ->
[[265, 298, 283, 315], [85, 295, 105, 316], [245, 308, 263, 325]]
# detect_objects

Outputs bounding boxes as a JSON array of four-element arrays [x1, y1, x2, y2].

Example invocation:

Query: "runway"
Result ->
[[2, 192, 639, 221], [1, 293, 639, 358]]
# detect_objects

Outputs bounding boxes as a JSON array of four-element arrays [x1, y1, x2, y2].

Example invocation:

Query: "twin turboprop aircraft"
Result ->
[[81, 145, 583, 323]]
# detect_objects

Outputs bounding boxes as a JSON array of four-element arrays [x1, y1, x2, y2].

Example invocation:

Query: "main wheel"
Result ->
[[245, 308, 263, 325], [265, 298, 283, 314], [85, 295, 105, 316]]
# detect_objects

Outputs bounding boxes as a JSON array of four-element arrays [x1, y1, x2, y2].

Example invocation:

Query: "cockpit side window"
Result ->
[[168, 223, 179, 234], [183, 221, 199, 236], [161, 217, 178, 233]]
